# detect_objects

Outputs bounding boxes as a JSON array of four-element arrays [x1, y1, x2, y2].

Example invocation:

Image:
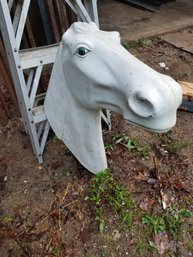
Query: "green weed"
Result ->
[[122, 37, 148, 49], [3, 214, 14, 223], [112, 133, 150, 157], [142, 214, 165, 235], [63, 168, 72, 177], [112, 133, 124, 144], [48, 247, 61, 256], [123, 136, 138, 151], [88, 169, 134, 232], [104, 144, 114, 150], [137, 145, 150, 158], [134, 239, 154, 255], [160, 134, 190, 153], [166, 205, 192, 239], [142, 205, 192, 239]]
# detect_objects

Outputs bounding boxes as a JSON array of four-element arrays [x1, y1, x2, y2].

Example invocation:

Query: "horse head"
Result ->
[[44, 22, 182, 174]]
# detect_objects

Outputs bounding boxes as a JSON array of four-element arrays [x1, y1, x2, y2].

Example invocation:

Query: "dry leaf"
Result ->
[[149, 232, 176, 255], [139, 196, 155, 211], [134, 172, 149, 181], [74, 210, 84, 221]]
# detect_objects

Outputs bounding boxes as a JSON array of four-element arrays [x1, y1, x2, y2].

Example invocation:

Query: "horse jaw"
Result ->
[[44, 43, 107, 174]]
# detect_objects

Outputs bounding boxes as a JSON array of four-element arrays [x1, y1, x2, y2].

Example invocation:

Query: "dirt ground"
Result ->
[[0, 27, 193, 257]]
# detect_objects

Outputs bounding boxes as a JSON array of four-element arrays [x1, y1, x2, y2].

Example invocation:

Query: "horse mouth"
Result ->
[[124, 119, 170, 133]]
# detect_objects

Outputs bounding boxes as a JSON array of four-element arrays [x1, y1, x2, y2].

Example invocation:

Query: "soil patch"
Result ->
[[0, 29, 193, 257]]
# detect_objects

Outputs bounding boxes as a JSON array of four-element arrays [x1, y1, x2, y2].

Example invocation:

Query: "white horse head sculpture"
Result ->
[[44, 22, 182, 174]]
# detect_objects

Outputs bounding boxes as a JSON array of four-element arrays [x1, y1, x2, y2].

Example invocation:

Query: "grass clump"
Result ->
[[2, 214, 14, 223], [87, 169, 134, 233], [112, 133, 150, 157], [48, 247, 61, 257], [159, 134, 191, 153], [62, 168, 72, 177], [122, 37, 148, 49], [142, 205, 192, 240]]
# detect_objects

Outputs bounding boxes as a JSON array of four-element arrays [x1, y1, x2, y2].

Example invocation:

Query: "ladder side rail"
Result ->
[[75, 0, 93, 23], [29, 65, 43, 106], [0, 1, 43, 162], [13, 2, 22, 33], [83, 0, 99, 27], [65, 0, 78, 15], [65, 0, 92, 23], [8, 0, 14, 11], [40, 121, 50, 152], [16, 0, 31, 48], [26, 69, 35, 93]]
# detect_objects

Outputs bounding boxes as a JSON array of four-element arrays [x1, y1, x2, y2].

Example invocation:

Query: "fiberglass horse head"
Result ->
[[44, 22, 182, 174]]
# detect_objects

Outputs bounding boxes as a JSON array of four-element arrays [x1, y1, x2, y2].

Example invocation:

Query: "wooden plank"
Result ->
[[0, 40, 20, 115], [64, 1, 77, 26], [46, 0, 60, 43], [160, 31, 193, 55], [99, 0, 193, 41], [37, 0, 54, 44], [0, 85, 10, 118], [179, 81, 193, 100], [25, 17, 36, 48], [55, 0, 68, 34]]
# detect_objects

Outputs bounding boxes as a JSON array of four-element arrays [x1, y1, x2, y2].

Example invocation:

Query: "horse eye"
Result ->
[[76, 47, 89, 57]]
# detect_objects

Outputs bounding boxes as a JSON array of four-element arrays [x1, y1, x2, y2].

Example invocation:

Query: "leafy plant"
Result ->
[[105, 143, 114, 150], [3, 214, 14, 223], [142, 214, 165, 234], [160, 134, 190, 153], [134, 239, 154, 255], [137, 145, 150, 157], [48, 247, 61, 256], [122, 37, 148, 49], [142, 205, 192, 239], [88, 169, 134, 232], [123, 136, 138, 151], [63, 168, 72, 177], [165, 205, 192, 239], [112, 133, 150, 157], [112, 133, 124, 144]]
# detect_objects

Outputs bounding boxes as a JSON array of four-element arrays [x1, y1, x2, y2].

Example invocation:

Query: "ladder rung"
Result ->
[[19, 43, 59, 69], [32, 105, 46, 123]]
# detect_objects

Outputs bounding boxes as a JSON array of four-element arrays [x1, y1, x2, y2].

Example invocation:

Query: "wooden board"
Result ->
[[160, 30, 193, 54], [99, 0, 193, 41], [179, 80, 193, 100]]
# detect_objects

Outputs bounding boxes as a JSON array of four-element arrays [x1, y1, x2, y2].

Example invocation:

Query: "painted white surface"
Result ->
[[44, 22, 182, 174]]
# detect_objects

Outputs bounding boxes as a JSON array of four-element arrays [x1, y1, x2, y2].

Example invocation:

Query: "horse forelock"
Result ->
[[62, 22, 99, 46], [71, 22, 98, 33]]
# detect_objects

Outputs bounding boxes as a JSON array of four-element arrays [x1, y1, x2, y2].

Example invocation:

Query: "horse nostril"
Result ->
[[128, 92, 156, 118]]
